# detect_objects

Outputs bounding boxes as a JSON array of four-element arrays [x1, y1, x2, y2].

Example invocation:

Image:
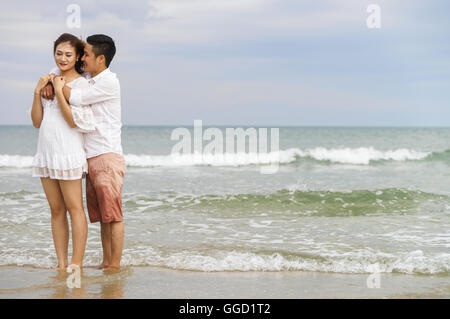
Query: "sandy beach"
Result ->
[[0, 265, 448, 299]]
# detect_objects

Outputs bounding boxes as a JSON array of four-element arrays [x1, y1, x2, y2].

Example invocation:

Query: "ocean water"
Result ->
[[0, 125, 449, 275]]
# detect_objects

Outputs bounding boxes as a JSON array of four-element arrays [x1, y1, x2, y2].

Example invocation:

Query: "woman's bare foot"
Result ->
[[67, 263, 83, 271], [55, 264, 68, 271]]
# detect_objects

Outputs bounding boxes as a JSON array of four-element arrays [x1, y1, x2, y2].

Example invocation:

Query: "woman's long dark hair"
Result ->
[[53, 33, 84, 74]]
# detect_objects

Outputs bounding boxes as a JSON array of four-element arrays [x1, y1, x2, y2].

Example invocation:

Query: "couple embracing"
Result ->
[[30, 33, 125, 272]]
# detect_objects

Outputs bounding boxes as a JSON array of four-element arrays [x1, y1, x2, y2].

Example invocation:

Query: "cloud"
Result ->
[[0, 0, 449, 125], [0, 10, 61, 52], [141, 0, 423, 45], [0, 79, 35, 92], [148, 0, 263, 18]]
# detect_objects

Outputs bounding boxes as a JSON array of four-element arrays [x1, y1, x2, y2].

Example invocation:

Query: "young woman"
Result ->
[[31, 33, 95, 270]]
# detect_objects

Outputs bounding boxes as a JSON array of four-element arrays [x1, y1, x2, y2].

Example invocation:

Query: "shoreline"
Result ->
[[0, 265, 448, 299]]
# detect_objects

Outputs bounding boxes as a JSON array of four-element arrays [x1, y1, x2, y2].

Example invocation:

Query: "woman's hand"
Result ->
[[34, 74, 52, 94], [52, 76, 66, 92]]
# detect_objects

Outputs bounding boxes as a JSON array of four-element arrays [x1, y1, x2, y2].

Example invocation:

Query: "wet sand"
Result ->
[[0, 265, 449, 299]]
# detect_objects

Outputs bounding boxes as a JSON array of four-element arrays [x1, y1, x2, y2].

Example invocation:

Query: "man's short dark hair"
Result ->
[[86, 34, 116, 67]]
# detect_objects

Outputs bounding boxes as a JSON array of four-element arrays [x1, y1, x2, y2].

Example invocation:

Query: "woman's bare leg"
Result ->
[[59, 179, 87, 267], [40, 177, 69, 269]]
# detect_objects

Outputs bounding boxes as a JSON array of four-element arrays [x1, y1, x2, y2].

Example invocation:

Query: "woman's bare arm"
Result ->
[[31, 91, 43, 128], [31, 74, 52, 128], [53, 76, 76, 128]]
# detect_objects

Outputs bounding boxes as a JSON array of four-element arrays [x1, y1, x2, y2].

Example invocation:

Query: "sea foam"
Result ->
[[0, 147, 433, 168], [2, 248, 448, 275]]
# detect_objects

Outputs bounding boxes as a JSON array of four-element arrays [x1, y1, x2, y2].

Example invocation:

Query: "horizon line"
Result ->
[[1, 124, 450, 128]]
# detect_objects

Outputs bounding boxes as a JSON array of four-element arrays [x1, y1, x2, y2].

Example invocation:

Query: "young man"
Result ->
[[59, 34, 126, 272]]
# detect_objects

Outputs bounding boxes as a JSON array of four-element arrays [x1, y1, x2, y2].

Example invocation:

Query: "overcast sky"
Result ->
[[0, 0, 449, 126]]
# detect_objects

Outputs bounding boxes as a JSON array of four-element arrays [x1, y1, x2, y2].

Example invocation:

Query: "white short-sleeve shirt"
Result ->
[[69, 68, 123, 159]]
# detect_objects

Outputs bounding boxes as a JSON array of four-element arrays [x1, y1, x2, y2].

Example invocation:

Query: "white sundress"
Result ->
[[32, 77, 96, 180]]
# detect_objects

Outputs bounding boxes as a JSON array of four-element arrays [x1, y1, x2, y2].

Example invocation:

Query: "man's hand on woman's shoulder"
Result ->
[[40, 74, 56, 100]]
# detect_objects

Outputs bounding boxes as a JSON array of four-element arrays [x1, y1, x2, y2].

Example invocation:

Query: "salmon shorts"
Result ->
[[86, 153, 126, 223]]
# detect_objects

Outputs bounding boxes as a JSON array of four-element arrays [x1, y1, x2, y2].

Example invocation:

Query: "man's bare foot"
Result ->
[[103, 266, 120, 273], [96, 262, 110, 269]]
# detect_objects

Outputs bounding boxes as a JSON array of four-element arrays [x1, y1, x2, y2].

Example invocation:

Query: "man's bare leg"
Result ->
[[104, 221, 124, 272], [98, 222, 112, 269]]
